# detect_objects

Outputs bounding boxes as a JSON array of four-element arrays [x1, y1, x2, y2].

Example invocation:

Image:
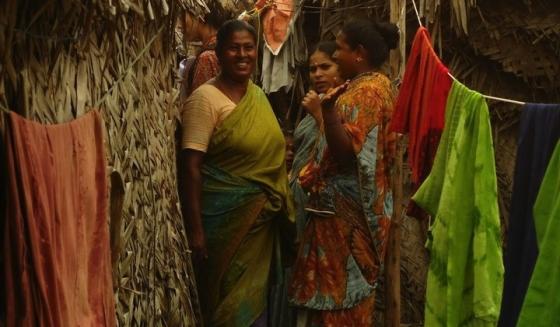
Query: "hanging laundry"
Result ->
[[413, 81, 504, 327], [390, 27, 452, 220], [256, 0, 294, 55], [516, 139, 560, 327], [259, 0, 307, 93], [498, 103, 560, 327], [262, 40, 294, 93], [2, 111, 115, 326]]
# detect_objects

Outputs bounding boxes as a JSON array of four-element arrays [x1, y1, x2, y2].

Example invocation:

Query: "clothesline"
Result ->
[[410, 0, 526, 106], [240, 0, 382, 16]]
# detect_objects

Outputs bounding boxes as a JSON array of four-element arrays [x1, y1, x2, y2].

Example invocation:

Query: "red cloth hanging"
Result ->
[[390, 27, 452, 219], [3, 110, 115, 326]]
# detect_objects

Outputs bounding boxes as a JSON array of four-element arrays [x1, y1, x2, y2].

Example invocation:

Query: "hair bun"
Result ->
[[374, 22, 399, 50]]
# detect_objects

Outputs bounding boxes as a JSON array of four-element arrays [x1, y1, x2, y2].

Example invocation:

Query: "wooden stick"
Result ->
[[385, 136, 405, 326], [385, 0, 405, 325]]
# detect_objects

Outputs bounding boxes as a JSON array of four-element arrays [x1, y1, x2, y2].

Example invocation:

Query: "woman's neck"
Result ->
[[216, 74, 250, 102], [352, 64, 377, 79]]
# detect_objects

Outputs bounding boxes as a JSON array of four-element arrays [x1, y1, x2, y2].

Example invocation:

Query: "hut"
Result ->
[[0, 0, 211, 325], [2, 0, 559, 325]]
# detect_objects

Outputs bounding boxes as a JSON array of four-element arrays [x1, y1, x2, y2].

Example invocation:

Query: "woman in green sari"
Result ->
[[179, 20, 293, 327]]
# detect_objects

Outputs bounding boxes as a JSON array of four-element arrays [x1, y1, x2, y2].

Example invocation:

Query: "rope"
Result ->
[[409, 0, 526, 105]]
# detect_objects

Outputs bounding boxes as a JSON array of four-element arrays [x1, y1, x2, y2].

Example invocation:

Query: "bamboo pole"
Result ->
[[385, 0, 406, 326]]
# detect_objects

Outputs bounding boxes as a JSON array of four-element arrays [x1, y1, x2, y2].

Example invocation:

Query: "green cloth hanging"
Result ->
[[517, 140, 560, 327], [412, 81, 504, 326]]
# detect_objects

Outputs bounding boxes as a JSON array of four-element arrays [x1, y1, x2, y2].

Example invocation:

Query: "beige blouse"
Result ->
[[180, 83, 236, 152]]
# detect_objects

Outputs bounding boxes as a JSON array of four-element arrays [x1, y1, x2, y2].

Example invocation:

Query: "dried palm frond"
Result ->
[[0, 0, 207, 325]]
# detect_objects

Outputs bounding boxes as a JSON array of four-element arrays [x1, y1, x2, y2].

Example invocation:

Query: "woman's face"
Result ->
[[309, 50, 341, 94], [218, 30, 257, 82], [333, 32, 360, 80]]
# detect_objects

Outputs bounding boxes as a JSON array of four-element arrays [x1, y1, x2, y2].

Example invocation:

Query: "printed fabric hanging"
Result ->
[[412, 81, 504, 327]]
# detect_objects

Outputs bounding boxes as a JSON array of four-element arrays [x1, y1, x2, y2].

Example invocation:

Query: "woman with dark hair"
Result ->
[[179, 19, 294, 326], [290, 41, 342, 237], [289, 19, 399, 325]]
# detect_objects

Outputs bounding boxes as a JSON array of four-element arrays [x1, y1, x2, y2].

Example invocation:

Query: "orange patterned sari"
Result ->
[[289, 72, 396, 326]]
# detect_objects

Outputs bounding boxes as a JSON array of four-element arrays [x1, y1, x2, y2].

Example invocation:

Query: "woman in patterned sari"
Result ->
[[179, 20, 293, 327], [289, 19, 399, 326], [290, 41, 342, 238]]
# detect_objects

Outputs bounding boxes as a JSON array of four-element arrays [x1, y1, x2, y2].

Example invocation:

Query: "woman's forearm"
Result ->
[[322, 108, 355, 165], [180, 151, 204, 238]]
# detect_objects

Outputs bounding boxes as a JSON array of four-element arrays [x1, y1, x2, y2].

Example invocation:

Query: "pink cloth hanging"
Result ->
[[3, 110, 115, 326], [256, 0, 294, 54]]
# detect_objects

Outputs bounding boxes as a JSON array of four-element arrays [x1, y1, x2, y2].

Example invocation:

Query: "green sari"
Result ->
[[196, 81, 293, 327], [517, 140, 560, 326], [413, 81, 503, 326]]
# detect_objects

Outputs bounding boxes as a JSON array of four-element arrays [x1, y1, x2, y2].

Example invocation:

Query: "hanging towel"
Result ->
[[257, 0, 294, 55], [260, 0, 307, 94], [390, 27, 452, 220], [413, 81, 504, 327], [498, 103, 560, 327], [2, 110, 115, 326], [516, 139, 560, 327]]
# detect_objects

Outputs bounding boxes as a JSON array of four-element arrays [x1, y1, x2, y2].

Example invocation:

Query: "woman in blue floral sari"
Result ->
[[290, 41, 342, 237]]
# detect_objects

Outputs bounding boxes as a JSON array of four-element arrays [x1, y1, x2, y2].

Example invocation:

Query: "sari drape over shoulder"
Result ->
[[196, 82, 293, 327]]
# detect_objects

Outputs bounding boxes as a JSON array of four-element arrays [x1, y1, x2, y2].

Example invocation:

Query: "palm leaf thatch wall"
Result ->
[[0, 0, 209, 325]]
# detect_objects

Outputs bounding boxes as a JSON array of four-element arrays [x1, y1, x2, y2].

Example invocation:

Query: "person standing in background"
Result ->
[[177, 2, 231, 100], [289, 19, 399, 326], [289, 40, 343, 239]]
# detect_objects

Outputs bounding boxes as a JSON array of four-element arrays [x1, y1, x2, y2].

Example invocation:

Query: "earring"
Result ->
[[355, 57, 363, 63]]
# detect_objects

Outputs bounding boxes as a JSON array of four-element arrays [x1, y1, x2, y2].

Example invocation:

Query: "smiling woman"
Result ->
[[179, 20, 295, 327]]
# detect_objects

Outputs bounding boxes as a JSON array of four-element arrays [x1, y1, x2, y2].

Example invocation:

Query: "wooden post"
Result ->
[[385, 0, 406, 326]]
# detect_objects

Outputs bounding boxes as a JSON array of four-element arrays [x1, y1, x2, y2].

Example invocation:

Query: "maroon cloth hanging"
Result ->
[[390, 27, 452, 220], [2, 110, 115, 326]]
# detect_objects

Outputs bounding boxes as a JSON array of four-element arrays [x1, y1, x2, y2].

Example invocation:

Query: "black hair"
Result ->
[[311, 41, 337, 59], [215, 19, 258, 57], [202, 2, 232, 30], [341, 19, 399, 68]]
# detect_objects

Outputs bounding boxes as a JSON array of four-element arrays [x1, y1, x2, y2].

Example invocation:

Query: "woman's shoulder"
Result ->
[[348, 73, 393, 99], [185, 82, 227, 110], [358, 73, 392, 91], [197, 49, 218, 62], [189, 82, 220, 98], [248, 82, 272, 102], [249, 81, 266, 94]]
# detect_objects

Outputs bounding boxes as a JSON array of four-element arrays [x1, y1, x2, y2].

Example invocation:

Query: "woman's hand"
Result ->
[[321, 81, 349, 110], [189, 230, 208, 263], [301, 90, 322, 121]]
